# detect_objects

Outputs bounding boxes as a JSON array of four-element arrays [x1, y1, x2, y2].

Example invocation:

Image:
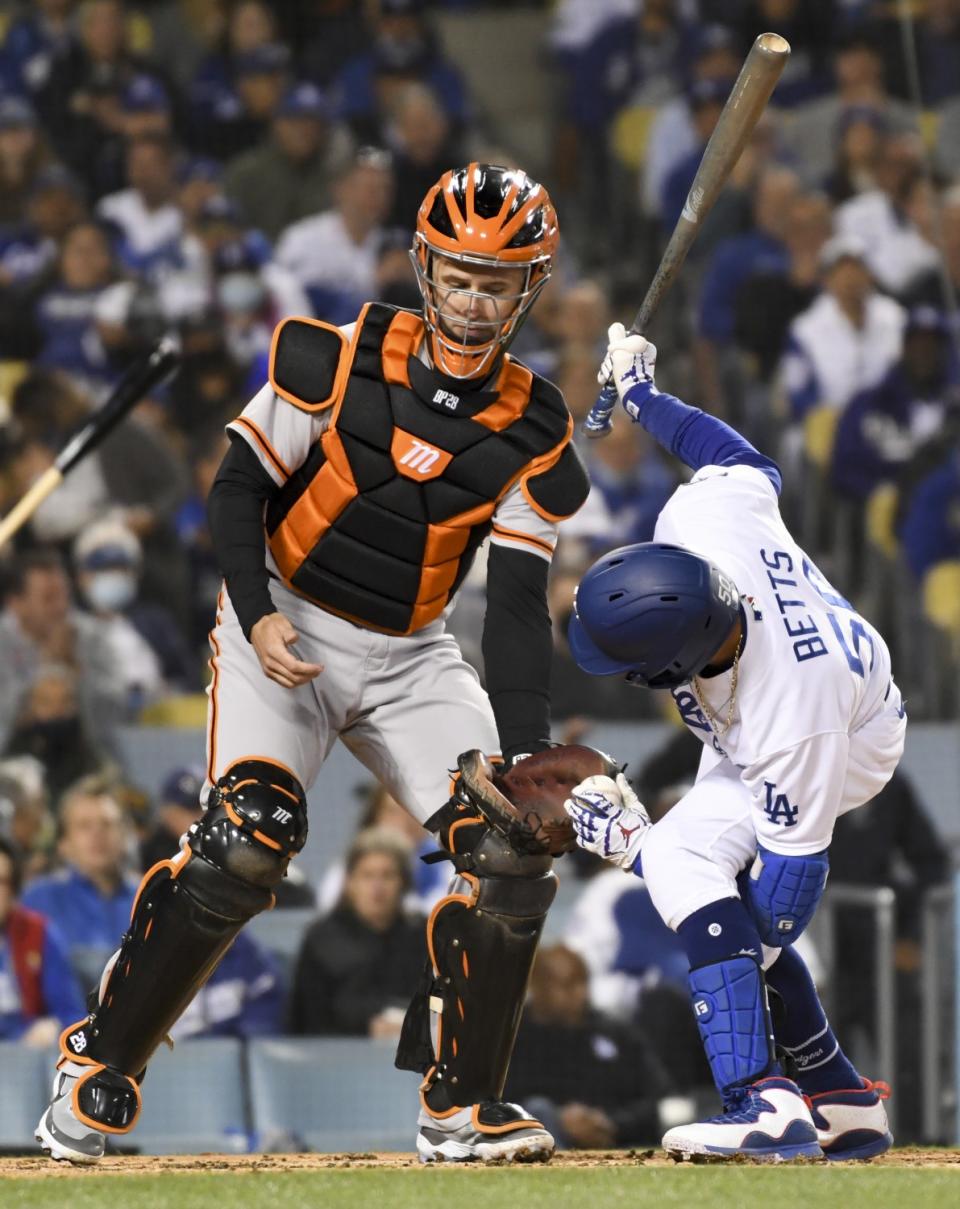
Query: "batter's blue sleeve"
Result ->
[[622, 380, 782, 494], [740, 845, 830, 947]]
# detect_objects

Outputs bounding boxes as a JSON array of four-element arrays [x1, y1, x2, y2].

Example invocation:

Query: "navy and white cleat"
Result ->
[[416, 1099, 554, 1163], [805, 1078, 893, 1161], [662, 1076, 823, 1162]]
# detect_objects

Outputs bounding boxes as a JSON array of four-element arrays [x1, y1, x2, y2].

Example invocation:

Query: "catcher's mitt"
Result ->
[[457, 745, 621, 856]]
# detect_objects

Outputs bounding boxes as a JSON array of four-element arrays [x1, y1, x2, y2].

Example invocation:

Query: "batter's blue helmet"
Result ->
[[568, 543, 741, 688]]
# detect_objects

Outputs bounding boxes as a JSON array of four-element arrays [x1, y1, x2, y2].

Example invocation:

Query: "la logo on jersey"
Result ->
[[763, 780, 799, 827], [391, 428, 453, 480]]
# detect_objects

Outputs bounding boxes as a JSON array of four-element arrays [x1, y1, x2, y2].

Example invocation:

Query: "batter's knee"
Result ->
[[190, 759, 308, 892], [640, 815, 738, 933]]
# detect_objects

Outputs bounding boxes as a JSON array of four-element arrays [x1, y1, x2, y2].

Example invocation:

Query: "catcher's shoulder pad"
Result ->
[[522, 441, 590, 521], [269, 316, 347, 412]]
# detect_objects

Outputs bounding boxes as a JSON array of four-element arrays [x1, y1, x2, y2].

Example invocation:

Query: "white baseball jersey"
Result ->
[[653, 463, 904, 857]]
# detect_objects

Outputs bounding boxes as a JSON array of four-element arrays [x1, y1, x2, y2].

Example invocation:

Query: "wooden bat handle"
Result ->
[[0, 466, 64, 550]]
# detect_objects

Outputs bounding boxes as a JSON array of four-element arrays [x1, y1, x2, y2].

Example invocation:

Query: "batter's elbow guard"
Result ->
[[395, 792, 556, 1107]]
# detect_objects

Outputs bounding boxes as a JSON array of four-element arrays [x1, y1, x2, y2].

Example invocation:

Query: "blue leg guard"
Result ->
[[678, 898, 778, 1097]]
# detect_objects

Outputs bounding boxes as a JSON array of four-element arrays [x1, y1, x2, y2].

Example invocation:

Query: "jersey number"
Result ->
[[803, 559, 875, 679]]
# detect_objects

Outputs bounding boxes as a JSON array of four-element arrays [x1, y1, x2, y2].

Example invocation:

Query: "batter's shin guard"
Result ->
[[689, 955, 779, 1098], [396, 801, 557, 1110], [58, 761, 308, 1131]]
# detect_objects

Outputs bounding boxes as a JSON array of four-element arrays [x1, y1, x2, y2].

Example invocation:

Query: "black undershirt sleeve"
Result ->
[[207, 433, 280, 641], [482, 542, 554, 762]]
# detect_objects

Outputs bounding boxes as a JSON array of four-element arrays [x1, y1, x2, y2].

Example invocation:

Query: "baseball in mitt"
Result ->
[[457, 745, 621, 855]]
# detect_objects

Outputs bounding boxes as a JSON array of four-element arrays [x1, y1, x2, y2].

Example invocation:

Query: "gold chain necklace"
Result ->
[[692, 648, 741, 738]]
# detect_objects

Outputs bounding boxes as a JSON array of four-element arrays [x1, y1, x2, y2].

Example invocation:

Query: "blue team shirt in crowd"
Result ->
[[0, 917, 86, 1040]]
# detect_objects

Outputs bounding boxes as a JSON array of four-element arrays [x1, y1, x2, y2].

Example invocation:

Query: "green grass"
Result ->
[[4, 1166, 959, 1209]]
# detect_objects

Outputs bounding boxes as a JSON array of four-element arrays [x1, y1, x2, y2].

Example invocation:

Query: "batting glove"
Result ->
[[598, 322, 658, 417], [563, 772, 651, 873]]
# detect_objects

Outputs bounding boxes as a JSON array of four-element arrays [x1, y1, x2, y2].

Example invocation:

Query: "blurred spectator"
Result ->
[[96, 133, 185, 277], [0, 0, 76, 99], [781, 234, 905, 420], [831, 307, 956, 502], [582, 413, 677, 548], [875, 0, 960, 107], [297, 0, 371, 87], [0, 550, 126, 784], [729, 0, 833, 108], [289, 827, 425, 1036], [0, 834, 85, 1046], [504, 944, 680, 1149], [906, 184, 960, 312], [332, 0, 470, 146], [783, 32, 916, 188], [834, 132, 940, 298], [0, 756, 54, 879], [32, 219, 117, 389], [899, 444, 960, 582], [823, 104, 888, 205], [0, 95, 54, 228], [20, 774, 138, 990], [275, 147, 394, 323], [318, 784, 432, 914], [223, 81, 355, 242], [191, 41, 291, 160], [73, 517, 196, 700], [32, 0, 170, 198], [139, 764, 203, 870], [731, 189, 832, 384], [641, 24, 742, 219], [374, 225, 422, 310], [190, 0, 278, 108], [386, 82, 461, 230], [176, 155, 223, 228], [173, 428, 231, 653], [170, 929, 284, 1040], [659, 77, 732, 231], [0, 165, 87, 294]]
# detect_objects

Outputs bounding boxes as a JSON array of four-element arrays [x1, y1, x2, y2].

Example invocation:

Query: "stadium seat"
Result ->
[[803, 405, 840, 469], [246, 906, 316, 983], [139, 694, 209, 728], [612, 105, 657, 171], [247, 1037, 416, 1153], [0, 1043, 49, 1151], [133, 1038, 250, 1155], [865, 483, 900, 560], [922, 560, 960, 642]]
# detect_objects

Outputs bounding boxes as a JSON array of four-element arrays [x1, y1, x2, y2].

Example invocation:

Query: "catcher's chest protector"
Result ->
[[265, 303, 572, 634], [396, 802, 557, 1106]]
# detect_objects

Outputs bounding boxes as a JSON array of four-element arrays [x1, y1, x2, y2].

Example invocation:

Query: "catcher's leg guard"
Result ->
[[37, 760, 307, 1159], [397, 797, 557, 1160]]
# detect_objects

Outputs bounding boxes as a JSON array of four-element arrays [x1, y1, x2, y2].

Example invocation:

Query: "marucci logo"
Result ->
[[391, 428, 453, 480]]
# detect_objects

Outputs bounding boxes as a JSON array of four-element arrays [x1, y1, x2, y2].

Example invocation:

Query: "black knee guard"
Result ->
[[396, 795, 557, 1108], [61, 760, 308, 1090]]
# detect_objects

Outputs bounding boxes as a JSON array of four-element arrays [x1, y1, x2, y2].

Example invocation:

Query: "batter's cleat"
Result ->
[[35, 1059, 140, 1165], [662, 1076, 823, 1162], [416, 1099, 555, 1163], [804, 1078, 893, 1161]]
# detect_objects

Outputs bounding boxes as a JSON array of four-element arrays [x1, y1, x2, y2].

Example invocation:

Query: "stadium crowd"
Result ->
[[0, 0, 957, 1150]]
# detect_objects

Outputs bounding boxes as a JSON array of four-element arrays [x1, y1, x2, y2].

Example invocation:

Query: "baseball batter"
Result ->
[[36, 164, 589, 1165], [563, 325, 905, 1161]]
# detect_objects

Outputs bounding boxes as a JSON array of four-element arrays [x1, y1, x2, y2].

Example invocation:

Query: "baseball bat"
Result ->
[[0, 334, 182, 550], [583, 31, 791, 438]]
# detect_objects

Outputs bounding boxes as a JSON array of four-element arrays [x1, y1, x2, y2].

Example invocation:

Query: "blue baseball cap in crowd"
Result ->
[[688, 76, 733, 111], [276, 81, 330, 121], [235, 42, 291, 78], [177, 156, 222, 185], [160, 767, 205, 811], [905, 305, 949, 336], [0, 95, 37, 130], [122, 75, 170, 114], [28, 164, 84, 199], [198, 194, 243, 225]]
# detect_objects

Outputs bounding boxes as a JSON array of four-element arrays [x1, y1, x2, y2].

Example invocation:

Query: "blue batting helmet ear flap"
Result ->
[[570, 543, 742, 689]]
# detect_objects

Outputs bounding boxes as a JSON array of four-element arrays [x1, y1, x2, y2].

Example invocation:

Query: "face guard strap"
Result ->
[[412, 238, 551, 380]]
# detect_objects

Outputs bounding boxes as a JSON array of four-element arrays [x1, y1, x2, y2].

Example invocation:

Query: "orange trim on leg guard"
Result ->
[[71, 1065, 142, 1135]]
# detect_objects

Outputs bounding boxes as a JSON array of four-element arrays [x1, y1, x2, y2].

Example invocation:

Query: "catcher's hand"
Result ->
[[563, 773, 650, 872], [456, 745, 620, 855]]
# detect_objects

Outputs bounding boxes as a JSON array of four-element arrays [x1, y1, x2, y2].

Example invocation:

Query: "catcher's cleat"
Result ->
[[36, 1060, 132, 1165], [662, 1076, 823, 1162], [804, 1078, 893, 1161], [416, 1099, 555, 1164]]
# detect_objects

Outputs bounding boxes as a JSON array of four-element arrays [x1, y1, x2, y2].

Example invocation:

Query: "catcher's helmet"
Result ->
[[568, 543, 741, 689], [413, 162, 558, 379]]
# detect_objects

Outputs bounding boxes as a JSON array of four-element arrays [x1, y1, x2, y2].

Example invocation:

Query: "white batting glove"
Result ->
[[597, 322, 658, 408], [563, 772, 651, 871]]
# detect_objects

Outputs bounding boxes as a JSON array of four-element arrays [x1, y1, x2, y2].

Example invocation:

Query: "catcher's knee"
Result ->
[[190, 759, 308, 897]]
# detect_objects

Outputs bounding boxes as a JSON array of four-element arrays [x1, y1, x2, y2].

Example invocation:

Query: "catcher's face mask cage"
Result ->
[[413, 162, 558, 381]]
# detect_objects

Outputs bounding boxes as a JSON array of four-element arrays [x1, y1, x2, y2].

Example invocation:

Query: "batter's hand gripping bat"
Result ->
[[583, 31, 791, 438]]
